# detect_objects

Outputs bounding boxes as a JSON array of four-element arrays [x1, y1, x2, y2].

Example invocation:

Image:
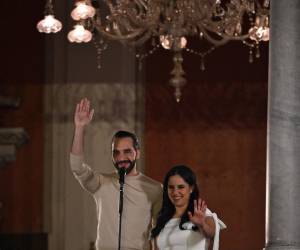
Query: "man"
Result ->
[[70, 98, 162, 250]]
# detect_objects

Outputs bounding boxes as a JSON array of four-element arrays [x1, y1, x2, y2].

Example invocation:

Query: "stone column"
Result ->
[[265, 1, 300, 250]]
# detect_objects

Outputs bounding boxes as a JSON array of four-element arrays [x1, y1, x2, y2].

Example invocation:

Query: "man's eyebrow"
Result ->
[[113, 148, 133, 152]]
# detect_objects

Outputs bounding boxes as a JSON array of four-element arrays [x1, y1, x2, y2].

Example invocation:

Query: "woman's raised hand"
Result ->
[[188, 198, 207, 227], [74, 98, 94, 127]]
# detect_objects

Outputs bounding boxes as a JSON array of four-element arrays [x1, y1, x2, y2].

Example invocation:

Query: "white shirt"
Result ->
[[157, 209, 226, 250]]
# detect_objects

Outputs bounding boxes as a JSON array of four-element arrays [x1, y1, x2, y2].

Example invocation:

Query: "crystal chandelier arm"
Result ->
[[199, 25, 251, 46], [102, 0, 147, 28], [91, 0, 160, 43], [113, 0, 159, 33], [102, 0, 116, 14], [222, 33, 251, 41], [198, 26, 230, 46], [127, 30, 153, 46], [94, 22, 146, 41], [128, 0, 161, 27], [91, 2, 145, 41]]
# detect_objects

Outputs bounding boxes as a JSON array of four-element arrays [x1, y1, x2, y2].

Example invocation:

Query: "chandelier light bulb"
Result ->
[[179, 37, 187, 49], [68, 24, 92, 43], [160, 35, 187, 50], [262, 28, 270, 41], [249, 25, 270, 42], [71, 1, 96, 21], [37, 15, 62, 33], [249, 27, 259, 41], [257, 27, 270, 41], [160, 35, 172, 50]]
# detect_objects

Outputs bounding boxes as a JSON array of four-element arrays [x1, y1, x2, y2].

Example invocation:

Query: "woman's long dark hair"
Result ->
[[151, 165, 200, 238]]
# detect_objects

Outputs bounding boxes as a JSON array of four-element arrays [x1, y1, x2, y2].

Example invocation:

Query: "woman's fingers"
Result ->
[[194, 199, 198, 213], [199, 199, 203, 210], [201, 200, 207, 213], [194, 199, 207, 213]]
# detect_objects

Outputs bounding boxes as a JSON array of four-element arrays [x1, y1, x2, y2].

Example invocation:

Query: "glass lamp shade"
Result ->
[[71, 1, 95, 21], [37, 15, 62, 33], [68, 25, 92, 43]]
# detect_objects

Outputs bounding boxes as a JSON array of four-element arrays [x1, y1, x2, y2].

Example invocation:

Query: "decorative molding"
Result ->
[[0, 96, 21, 108], [0, 128, 29, 146], [0, 128, 29, 167], [0, 145, 15, 167]]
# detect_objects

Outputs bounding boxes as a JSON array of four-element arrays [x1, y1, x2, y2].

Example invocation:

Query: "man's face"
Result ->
[[112, 137, 140, 174]]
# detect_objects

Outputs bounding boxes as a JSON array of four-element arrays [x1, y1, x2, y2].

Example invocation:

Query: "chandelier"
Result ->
[[37, 0, 270, 102]]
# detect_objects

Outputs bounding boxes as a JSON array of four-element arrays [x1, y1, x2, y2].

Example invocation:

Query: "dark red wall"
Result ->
[[0, 84, 44, 233], [0, 0, 45, 233]]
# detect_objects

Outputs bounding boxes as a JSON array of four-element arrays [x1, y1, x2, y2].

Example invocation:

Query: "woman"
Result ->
[[151, 165, 226, 250]]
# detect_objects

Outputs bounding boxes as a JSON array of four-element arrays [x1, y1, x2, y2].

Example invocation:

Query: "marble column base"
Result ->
[[264, 243, 300, 250]]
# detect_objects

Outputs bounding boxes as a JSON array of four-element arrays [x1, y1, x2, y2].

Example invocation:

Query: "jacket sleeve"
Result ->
[[70, 153, 101, 193]]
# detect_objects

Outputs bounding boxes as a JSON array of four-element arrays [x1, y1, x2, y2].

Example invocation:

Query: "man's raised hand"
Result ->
[[74, 98, 94, 127]]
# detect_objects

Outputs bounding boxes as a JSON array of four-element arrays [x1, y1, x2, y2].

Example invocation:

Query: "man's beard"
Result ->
[[113, 159, 136, 175]]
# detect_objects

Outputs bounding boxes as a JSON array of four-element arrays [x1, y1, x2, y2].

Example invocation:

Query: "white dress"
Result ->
[[157, 209, 226, 250]]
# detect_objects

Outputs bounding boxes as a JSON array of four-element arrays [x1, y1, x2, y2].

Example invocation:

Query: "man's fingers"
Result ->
[[75, 103, 80, 113], [86, 98, 90, 112], [83, 98, 89, 112], [77, 98, 91, 113], [89, 109, 95, 121], [79, 99, 85, 112]]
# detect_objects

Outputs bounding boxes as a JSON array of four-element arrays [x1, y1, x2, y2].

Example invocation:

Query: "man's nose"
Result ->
[[117, 152, 126, 161]]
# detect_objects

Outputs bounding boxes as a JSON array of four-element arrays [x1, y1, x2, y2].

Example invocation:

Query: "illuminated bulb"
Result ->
[[249, 26, 270, 42], [37, 15, 62, 33], [260, 27, 270, 41], [179, 37, 187, 49], [160, 35, 187, 50], [160, 35, 172, 49], [68, 25, 92, 43], [71, 1, 95, 21], [249, 27, 258, 41]]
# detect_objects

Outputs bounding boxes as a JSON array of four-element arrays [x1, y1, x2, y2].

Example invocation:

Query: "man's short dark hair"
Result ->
[[112, 130, 140, 150]]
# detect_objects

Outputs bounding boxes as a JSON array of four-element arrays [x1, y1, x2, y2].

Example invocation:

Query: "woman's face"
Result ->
[[167, 174, 193, 209]]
